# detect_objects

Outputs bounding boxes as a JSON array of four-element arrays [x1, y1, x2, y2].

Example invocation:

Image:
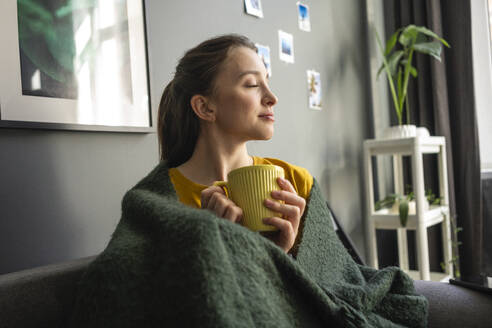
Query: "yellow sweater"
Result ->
[[168, 156, 313, 208]]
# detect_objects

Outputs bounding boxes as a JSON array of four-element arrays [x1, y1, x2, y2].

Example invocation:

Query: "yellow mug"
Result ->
[[213, 164, 285, 232]]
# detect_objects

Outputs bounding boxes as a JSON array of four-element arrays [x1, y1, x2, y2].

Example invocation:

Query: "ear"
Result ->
[[190, 94, 216, 122]]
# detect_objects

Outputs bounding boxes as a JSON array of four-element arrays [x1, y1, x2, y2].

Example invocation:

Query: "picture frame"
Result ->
[[0, 0, 153, 133]]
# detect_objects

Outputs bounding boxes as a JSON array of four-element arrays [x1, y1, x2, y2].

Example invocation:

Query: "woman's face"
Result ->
[[208, 46, 278, 142]]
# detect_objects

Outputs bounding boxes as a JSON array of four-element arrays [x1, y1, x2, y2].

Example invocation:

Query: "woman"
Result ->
[[69, 34, 428, 328], [159, 34, 313, 253]]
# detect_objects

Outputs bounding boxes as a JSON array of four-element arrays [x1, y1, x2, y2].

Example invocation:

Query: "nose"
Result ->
[[262, 87, 278, 107]]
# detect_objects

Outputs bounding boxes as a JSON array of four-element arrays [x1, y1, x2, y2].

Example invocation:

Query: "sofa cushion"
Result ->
[[414, 279, 492, 328], [2, 256, 492, 328], [0, 256, 95, 328]]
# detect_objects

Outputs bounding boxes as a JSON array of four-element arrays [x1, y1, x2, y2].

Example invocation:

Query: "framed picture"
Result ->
[[0, 0, 152, 132]]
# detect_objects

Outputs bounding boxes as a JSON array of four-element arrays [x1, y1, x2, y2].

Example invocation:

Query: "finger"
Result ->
[[212, 194, 229, 218], [270, 190, 306, 212], [201, 186, 226, 208], [206, 191, 227, 212], [262, 216, 294, 241], [206, 191, 219, 211], [224, 206, 243, 223], [277, 177, 296, 193], [264, 198, 300, 222]]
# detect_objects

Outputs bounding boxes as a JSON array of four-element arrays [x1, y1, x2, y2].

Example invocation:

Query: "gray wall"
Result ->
[[0, 131, 158, 274], [0, 0, 371, 274]]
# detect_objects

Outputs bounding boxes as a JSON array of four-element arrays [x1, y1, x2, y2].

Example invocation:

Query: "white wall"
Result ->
[[365, 0, 394, 201]]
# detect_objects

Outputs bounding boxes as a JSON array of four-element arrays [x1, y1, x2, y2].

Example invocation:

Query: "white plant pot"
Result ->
[[383, 124, 417, 139], [416, 127, 430, 137]]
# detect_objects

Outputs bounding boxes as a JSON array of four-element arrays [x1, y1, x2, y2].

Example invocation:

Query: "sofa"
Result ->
[[0, 255, 491, 328]]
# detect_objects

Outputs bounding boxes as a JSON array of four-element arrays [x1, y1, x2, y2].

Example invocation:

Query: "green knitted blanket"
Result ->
[[68, 161, 427, 327]]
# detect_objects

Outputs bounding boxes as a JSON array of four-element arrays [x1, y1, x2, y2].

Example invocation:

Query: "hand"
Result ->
[[201, 185, 243, 223], [262, 177, 306, 252]]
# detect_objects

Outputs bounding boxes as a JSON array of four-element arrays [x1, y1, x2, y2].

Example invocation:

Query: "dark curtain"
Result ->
[[380, 0, 483, 283], [483, 173, 492, 277]]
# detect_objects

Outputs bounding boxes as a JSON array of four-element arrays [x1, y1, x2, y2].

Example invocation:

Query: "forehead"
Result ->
[[220, 46, 266, 78]]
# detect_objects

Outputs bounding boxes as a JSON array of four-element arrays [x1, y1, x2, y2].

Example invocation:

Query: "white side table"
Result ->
[[363, 136, 453, 281]]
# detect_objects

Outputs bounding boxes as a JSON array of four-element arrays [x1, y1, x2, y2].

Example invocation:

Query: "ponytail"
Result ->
[[158, 80, 199, 167]]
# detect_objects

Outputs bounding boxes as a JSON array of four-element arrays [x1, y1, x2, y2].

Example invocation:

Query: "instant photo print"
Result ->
[[255, 43, 272, 77], [244, 0, 263, 18], [297, 2, 311, 32], [307, 69, 322, 110], [278, 30, 294, 63]]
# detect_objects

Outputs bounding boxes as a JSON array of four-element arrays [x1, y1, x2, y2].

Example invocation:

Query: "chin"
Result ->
[[248, 131, 273, 141], [259, 130, 274, 140], [245, 126, 274, 141]]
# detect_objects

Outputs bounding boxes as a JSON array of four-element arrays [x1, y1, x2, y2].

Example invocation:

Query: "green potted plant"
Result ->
[[375, 25, 450, 139], [376, 189, 462, 278], [375, 187, 441, 227]]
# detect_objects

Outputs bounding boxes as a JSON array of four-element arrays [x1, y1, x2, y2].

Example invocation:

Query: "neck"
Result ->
[[176, 130, 253, 186]]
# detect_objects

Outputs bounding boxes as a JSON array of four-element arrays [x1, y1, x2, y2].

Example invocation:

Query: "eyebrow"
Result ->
[[236, 70, 269, 80]]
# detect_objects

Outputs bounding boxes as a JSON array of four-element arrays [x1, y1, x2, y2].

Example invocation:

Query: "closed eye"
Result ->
[[246, 85, 259, 88]]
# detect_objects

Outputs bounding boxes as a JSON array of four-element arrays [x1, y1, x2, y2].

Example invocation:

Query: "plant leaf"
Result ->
[[388, 194, 399, 201], [374, 27, 402, 120], [377, 63, 384, 79], [409, 66, 417, 77], [397, 68, 402, 102], [413, 41, 443, 61], [399, 200, 409, 227], [385, 29, 401, 55], [413, 25, 450, 47], [416, 33, 427, 44], [399, 25, 418, 47], [387, 50, 404, 77], [56, 0, 97, 18]]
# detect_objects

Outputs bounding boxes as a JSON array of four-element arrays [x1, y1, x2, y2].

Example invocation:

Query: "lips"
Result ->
[[259, 113, 275, 122]]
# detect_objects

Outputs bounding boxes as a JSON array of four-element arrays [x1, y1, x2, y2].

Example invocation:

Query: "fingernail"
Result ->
[[271, 190, 279, 197], [264, 199, 272, 205]]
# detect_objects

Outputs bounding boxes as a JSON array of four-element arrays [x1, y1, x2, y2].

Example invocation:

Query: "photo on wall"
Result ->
[[0, 0, 151, 132], [307, 69, 322, 110], [278, 30, 294, 63], [255, 43, 272, 77], [297, 2, 311, 32], [17, 0, 133, 101], [244, 0, 263, 18]]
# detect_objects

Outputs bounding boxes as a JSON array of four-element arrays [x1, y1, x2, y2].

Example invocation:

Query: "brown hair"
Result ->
[[157, 34, 257, 167]]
